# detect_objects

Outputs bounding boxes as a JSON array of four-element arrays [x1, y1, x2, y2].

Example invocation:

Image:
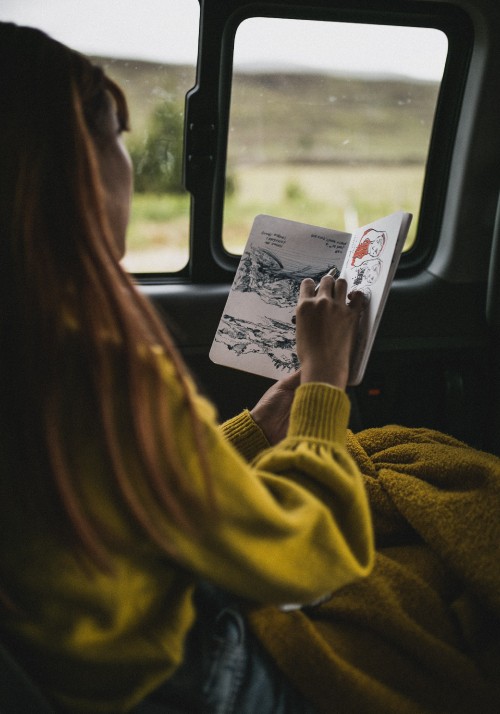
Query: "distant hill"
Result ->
[[92, 56, 440, 165], [90, 56, 195, 134], [230, 70, 439, 165]]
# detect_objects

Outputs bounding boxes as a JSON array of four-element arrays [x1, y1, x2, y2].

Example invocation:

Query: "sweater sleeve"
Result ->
[[143, 356, 374, 606], [219, 409, 270, 461]]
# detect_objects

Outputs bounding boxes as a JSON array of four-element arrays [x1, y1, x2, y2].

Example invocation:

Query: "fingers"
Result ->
[[333, 277, 348, 301], [301, 275, 347, 297], [315, 274, 336, 295], [348, 289, 369, 311], [314, 275, 349, 301], [299, 278, 316, 298], [299, 276, 368, 311]]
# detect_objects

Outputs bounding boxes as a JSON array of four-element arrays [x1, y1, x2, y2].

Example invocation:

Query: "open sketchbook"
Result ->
[[210, 211, 412, 385]]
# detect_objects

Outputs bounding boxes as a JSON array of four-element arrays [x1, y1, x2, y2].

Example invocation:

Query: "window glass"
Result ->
[[223, 18, 448, 254], [0, 0, 199, 273]]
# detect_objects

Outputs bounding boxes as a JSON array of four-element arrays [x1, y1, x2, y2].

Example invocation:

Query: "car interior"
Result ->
[[1, 0, 499, 710]]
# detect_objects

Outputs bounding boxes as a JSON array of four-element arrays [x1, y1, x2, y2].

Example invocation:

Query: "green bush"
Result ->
[[284, 180, 306, 202], [129, 101, 185, 194]]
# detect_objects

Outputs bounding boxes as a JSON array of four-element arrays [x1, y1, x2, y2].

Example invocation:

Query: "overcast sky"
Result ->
[[1, 0, 448, 81]]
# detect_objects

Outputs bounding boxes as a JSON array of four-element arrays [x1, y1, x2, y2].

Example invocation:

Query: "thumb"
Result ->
[[277, 369, 301, 390]]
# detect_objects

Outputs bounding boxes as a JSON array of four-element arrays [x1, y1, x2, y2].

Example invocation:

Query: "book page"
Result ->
[[340, 211, 412, 385], [210, 214, 350, 380]]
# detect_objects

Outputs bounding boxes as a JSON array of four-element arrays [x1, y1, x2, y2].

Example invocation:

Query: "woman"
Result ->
[[0, 23, 373, 713]]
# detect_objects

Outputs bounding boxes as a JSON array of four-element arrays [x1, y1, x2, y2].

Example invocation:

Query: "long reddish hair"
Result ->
[[0, 23, 212, 571]]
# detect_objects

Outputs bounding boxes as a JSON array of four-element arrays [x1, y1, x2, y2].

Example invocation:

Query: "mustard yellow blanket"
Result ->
[[249, 426, 500, 713]]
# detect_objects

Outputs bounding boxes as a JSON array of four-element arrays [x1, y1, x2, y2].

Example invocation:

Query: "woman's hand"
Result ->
[[295, 276, 367, 390], [250, 371, 301, 445], [250, 277, 366, 442]]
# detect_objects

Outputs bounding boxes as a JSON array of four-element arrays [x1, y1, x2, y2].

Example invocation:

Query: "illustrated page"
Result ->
[[340, 211, 412, 384], [210, 214, 350, 380]]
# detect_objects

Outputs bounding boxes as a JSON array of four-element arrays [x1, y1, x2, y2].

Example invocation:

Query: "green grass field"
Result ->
[[123, 163, 423, 273], [103, 58, 437, 273]]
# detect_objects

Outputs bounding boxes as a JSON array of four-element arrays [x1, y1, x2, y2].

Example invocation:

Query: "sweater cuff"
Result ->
[[288, 384, 350, 443], [220, 409, 270, 461]]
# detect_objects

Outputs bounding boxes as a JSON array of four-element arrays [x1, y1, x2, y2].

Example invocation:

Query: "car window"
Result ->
[[0, 0, 199, 274], [222, 18, 448, 256]]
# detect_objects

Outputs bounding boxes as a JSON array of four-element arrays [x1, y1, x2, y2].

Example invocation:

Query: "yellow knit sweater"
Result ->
[[0, 347, 373, 713], [249, 426, 500, 713]]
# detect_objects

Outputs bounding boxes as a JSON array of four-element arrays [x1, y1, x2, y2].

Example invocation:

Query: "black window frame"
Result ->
[[141, 0, 473, 285]]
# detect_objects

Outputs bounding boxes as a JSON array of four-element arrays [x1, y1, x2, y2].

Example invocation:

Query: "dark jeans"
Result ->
[[134, 584, 317, 714]]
